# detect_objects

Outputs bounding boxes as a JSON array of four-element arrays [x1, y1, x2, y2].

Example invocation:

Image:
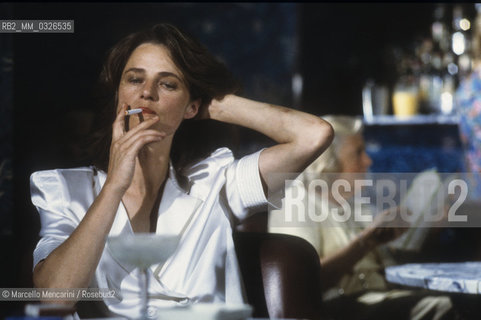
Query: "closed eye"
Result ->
[[128, 77, 143, 84], [160, 81, 177, 90]]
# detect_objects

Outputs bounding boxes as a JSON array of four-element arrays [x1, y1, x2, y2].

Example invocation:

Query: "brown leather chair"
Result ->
[[233, 231, 323, 320]]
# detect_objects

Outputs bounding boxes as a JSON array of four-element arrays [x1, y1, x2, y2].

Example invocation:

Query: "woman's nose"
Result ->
[[141, 80, 158, 101]]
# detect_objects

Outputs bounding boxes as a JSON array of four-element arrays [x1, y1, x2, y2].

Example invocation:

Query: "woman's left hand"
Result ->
[[194, 100, 213, 120]]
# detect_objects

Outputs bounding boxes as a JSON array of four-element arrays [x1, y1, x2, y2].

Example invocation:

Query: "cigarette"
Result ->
[[125, 108, 142, 116]]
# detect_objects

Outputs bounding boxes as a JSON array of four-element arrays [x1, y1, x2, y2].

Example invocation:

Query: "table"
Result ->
[[386, 262, 481, 294]]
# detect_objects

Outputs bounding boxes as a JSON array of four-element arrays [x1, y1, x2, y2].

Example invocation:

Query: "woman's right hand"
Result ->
[[104, 103, 165, 193], [33, 103, 164, 291]]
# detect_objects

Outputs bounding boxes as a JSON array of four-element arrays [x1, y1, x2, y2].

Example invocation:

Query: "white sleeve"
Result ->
[[225, 149, 268, 221], [30, 170, 78, 269]]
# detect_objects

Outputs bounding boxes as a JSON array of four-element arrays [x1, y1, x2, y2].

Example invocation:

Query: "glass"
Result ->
[[108, 233, 181, 320], [392, 83, 419, 117], [362, 80, 389, 121]]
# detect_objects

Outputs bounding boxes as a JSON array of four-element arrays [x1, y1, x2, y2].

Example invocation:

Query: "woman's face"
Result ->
[[337, 134, 372, 173], [117, 43, 199, 135]]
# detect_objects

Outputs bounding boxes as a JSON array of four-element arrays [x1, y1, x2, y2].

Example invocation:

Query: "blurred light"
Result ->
[[421, 52, 431, 64], [460, 18, 471, 31], [452, 32, 465, 55], [292, 73, 303, 105], [447, 63, 459, 75], [453, 6, 463, 30], [441, 92, 453, 114], [432, 55, 442, 69], [454, 18, 462, 31], [443, 52, 454, 65], [432, 22, 444, 41], [459, 54, 471, 71], [362, 81, 373, 120]]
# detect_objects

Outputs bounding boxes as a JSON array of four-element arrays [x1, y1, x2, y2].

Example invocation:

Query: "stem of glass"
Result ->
[[139, 267, 149, 319]]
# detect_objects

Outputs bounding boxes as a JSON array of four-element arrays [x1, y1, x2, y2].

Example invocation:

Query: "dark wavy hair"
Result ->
[[88, 23, 240, 172]]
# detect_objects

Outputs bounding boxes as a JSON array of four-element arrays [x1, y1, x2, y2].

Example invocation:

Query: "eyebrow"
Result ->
[[123, 68, 182, 81]]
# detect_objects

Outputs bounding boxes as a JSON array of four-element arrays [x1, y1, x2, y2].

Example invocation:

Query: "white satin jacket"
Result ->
[[31, 148, 267, 318]]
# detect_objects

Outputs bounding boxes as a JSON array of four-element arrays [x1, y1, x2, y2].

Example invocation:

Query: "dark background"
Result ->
[[300, 3, 434, 114], [0, 2, 475, 317]]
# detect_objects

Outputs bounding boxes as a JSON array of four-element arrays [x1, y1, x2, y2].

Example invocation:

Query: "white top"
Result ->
[[31, 148, 267, 318]]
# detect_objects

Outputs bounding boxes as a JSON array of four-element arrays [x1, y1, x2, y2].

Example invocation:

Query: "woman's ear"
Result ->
[[184, 98, 201, 119]]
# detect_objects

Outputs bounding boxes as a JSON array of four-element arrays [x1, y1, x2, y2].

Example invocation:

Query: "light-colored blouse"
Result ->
[[31, 148, 267, 318], [268, 191, 387, 300]]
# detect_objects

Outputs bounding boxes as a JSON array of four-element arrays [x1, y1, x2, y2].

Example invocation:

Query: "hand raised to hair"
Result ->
[[194, 99, 213, 120], [194, 95, 233, 120]]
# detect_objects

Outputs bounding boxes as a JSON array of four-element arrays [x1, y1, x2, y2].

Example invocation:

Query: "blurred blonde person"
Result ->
[[269, 115, 454, 320]]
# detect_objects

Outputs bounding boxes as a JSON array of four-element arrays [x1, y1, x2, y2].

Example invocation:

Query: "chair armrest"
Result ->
[[234, 232, 322, 320]]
